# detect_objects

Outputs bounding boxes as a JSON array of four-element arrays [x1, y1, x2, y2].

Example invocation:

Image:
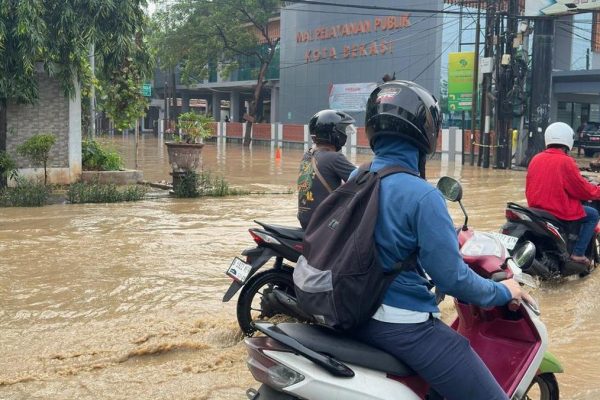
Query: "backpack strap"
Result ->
[[376, 165, 420, 179], [311, 154, 333, 193], [387, 250, 419, 274]]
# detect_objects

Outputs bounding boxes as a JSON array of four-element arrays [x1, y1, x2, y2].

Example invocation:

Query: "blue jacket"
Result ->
[[369, 137, 511, 313]]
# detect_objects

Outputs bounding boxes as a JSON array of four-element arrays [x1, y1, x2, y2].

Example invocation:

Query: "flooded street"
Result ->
[[1, 134, 599, 399]]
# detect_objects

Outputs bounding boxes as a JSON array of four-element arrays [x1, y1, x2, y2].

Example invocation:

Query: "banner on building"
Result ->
[[525, 0, 600, 16], [328, 82, 378, 112], [448, 52, 475, 112]]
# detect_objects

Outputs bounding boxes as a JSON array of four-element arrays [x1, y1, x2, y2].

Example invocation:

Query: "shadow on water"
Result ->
[[0, 134, 598, 399]]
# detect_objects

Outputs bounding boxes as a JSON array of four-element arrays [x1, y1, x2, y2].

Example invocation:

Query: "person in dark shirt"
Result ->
[[297, 109, 356, 229]]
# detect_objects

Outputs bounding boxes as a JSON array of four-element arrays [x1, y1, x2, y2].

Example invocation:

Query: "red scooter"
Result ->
[[243, 177, 563, 400]]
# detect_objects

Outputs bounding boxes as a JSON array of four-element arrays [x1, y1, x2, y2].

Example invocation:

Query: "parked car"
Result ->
[[577, 121, 600, 157]]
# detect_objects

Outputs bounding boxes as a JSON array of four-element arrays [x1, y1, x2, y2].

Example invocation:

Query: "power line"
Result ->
[[282, 0, 474, 16]]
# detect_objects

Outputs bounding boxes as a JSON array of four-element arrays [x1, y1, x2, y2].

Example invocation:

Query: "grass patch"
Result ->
[[0, 179, 50, 207], [174, 170, 249, 198], [67, 182, 147, 204]]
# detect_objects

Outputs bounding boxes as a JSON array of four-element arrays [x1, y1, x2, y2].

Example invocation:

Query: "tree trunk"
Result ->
[[243, 62, 269, 147], [0, 100, 7, 188]]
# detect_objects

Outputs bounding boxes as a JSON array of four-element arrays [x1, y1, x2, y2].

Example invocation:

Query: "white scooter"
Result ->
[[243, 177, 563, 400]]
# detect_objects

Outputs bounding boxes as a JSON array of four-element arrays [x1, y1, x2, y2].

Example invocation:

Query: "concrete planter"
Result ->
[[165, 142, 204, 172], [81, 170, 144, 185]]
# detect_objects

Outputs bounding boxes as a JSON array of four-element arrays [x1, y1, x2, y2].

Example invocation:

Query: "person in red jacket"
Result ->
[[526, 122, 600, 265]]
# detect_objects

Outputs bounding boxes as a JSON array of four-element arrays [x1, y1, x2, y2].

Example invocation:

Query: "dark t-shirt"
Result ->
[[297, 149, 355, 229]]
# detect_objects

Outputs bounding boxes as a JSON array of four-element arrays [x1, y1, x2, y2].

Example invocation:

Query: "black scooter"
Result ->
[[222, 221, 309, 335], [501, 202, 599, 279]]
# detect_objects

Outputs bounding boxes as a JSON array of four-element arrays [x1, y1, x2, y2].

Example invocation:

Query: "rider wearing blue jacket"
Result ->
[[354, 81, 530, 400]]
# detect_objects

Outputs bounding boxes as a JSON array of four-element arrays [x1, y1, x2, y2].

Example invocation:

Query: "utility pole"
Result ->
[[479, 2, 495, 168], [495, 0, 519, 169], [89, 43, 96, 139], [470, 0, 482, 166], [524, 18, 554, 165]]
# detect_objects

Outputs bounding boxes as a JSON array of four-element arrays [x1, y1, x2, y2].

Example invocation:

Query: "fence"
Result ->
[[206, 122, 486, 159]]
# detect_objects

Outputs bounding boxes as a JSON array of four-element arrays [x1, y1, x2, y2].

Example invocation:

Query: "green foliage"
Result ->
[[66, 182, 147, 204], [98, 57, 149, 130], [0, 1, 151, 104], [174, 171, 200, 198], [177, 112, 214, 143], [17, 134, 56, 185], [0, 178, 50, 207], [149, 0, 279, 122], [0, 151, 18, 181], [174, 170, 249, 198], [82, 139, 124, 171]]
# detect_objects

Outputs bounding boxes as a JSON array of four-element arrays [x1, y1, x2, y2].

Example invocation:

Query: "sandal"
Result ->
[[570, 255, 592, 266]]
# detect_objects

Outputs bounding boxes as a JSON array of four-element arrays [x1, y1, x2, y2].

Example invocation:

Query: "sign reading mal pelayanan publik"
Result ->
[[525, 0, 600, 16]]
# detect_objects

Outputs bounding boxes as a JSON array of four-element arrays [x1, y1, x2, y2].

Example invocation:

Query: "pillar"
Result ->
[[230, 91, 240, 123], [212, 93, 221, 121]]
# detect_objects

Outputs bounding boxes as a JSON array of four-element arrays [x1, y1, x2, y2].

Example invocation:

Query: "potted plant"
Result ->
[[165, 112, 214, 173]]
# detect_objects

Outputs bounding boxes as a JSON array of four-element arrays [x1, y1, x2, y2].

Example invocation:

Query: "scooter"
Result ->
[[501, 201, 600, 279], [222, 221, 308, 335], [243, 177, 563, 400]]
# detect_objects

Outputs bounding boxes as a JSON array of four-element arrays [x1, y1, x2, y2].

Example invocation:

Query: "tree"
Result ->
[[151, 0, 280, 146], [17, 134, 56, 186], [0, 0, 150, 186]]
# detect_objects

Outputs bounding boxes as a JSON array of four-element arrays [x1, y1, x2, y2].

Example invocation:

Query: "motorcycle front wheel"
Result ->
[[522, 373, 559, 400], [236, 268, 295, 336]]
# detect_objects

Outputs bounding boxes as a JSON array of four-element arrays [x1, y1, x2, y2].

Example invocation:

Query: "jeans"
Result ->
[[354, 318, 508, 400], [572, 205, 600, 256]]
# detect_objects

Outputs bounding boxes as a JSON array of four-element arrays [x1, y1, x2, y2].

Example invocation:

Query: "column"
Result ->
[[181, 92, 190, 113], [212, 93, 221, 121], [230, 91, 240, 123]]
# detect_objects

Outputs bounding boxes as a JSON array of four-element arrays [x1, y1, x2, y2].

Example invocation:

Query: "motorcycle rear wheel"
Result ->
[[236, 269, 295, 336], [523, 373, 559, 400]]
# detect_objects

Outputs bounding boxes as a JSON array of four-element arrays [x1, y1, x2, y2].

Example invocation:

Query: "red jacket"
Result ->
[[526, 148, 600, 221]]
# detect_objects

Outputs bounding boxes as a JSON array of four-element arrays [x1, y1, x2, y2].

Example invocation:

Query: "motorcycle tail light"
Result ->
[[505, 209, 532, 222], [245, 338, 304, 389], [545, 222, 564, 242], [249, 230, 281, 246]]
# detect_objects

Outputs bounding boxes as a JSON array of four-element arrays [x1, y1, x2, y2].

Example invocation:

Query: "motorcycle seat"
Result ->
[[507, 203, 565, 227], [276, 322, 415, 377], [254, 221, 304, 241]]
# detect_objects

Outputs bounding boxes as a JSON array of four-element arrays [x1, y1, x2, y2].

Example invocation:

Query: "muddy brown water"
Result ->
[[1, 134, 599, 399]]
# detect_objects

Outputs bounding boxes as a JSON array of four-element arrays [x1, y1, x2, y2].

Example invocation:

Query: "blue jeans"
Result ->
[[573, 205, 600, 256], [354, 318, 508, 400]]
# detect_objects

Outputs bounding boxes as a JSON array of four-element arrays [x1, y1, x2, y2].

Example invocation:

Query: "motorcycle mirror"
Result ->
[[437, 176, 463, 202], [513, 241, 536, 270]]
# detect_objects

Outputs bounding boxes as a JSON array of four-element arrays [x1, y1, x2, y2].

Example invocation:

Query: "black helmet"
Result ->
[[309, 109, 356, 151], [365, 80, 441, 154]]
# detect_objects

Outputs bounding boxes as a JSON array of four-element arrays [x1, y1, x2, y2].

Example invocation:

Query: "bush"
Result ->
[[0, 151, 18, 181], [174, 170, 248, 198], [17, 134, 56, 185], [82, 139, 124, 171], [67, 182, 147, 203], [0, 178, 50, 207]]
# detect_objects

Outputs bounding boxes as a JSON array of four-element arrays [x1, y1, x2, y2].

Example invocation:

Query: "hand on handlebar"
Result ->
[[500, 279, 535, 308]]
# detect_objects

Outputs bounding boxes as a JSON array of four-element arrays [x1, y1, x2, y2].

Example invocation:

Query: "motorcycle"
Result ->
[[243, 177, 563, 400], [222, 220, 308, 335], [501, 201, 600, 279]]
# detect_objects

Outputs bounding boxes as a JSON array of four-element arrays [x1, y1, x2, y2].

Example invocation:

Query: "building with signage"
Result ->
[[150, 1, 443, 131], [279, 0, 443, 125]]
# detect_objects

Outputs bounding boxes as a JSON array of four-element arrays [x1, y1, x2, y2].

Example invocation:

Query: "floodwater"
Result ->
[[1, 134, 599, 399]]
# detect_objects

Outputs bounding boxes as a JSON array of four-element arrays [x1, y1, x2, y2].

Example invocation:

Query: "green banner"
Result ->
[[448, 52, 474, 112]]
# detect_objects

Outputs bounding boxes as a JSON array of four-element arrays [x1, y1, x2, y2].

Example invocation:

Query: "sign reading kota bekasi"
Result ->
[[298, 14, 411, 63]]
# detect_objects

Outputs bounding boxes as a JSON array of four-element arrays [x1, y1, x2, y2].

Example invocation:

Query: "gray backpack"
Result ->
[[293, 164, 418, 331]]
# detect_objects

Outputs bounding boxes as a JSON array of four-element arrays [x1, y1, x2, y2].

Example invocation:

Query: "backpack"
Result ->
[[293, 164, 419, 331]]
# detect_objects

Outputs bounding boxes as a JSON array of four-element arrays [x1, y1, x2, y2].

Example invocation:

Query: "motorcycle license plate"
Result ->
[[490, 232, 518, 250], [226, 257, 252, 283]]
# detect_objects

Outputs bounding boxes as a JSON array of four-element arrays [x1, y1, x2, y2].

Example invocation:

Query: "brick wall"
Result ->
[[282, 124, 304, 142], [6, 73, 70, 169]]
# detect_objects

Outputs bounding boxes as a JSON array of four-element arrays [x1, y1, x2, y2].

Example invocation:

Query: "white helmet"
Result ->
[[544, 122, 574, 151]]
